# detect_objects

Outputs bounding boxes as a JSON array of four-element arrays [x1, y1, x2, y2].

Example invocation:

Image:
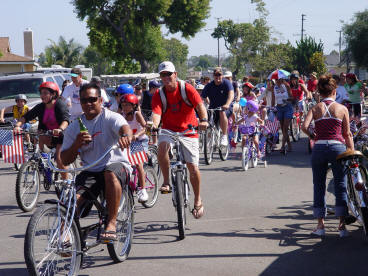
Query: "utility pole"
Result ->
[[215, 17, 221, 66], [337, 30, 342, 63], [301, 14, 306, 41]]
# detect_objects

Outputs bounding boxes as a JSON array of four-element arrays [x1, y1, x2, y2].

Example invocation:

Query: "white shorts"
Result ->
[[158, 134, 199, 166]]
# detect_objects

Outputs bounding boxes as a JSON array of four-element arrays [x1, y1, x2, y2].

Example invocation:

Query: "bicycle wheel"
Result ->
[[24, 204, 81, 276], [141, 166, 159, 208], [219, 130, 229, 161], [266, 140, 272, 155], [107, 186, 134, 262], [15, 161, 41, 212], [199, 131, 204, 153], [148, 144, 161, 180], [347, 166, 368, 236], [241, 147, 249, 171], [174, 170, 186, 240], [14, 163, 20, 171], [290, 117, 300, 142], [250, 147, 258, 168], [203, 127, 214, 165]]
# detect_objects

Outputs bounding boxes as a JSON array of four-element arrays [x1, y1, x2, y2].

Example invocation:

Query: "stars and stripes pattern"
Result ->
[[127, 141, 148, 166], [265, 119, 280, 134], [0, 129, 25, 164]]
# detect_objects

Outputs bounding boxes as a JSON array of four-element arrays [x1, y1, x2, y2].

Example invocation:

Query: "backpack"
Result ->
[[159, 80, 193, 113]]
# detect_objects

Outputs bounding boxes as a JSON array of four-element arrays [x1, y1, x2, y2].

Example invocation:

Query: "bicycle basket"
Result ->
[[239, 125, 256, 135]]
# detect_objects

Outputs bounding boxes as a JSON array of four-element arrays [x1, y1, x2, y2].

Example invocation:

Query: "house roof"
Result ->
[[0, 37, 34, 62], [324, 51, 340, 66]]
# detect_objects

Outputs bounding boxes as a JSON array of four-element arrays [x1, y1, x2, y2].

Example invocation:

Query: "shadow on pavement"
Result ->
[[0, 267, 27, 276], [189, 202, 368, 276], [133, 220, 185, 244]]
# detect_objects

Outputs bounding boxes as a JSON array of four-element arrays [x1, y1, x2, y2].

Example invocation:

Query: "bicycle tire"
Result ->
[[203, 127, 214, 165], [141, 166, 159, 208], [241, 147, 249, 171], [24, 204, 81, 276], [15, 161, 41, 212], [148, 144, 161, 180], [250, 147, 258, 168], [219, 130, 229, 161], [107, 186, 135, 262], [14, 163, 20, 171], [174, 170, 186, 240], [290, 117, 300, 142]]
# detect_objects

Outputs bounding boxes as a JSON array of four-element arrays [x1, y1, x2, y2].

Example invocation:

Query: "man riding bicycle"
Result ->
[[151, 61, 208, 219], [201, 67, 234, 146], [60, 82, 132, 242]]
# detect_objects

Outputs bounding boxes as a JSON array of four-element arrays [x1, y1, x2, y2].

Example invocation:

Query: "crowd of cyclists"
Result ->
[[2, 59, 368, 273]]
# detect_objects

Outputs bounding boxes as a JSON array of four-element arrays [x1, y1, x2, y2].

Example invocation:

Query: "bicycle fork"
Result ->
[[349, 164, 368, 207]]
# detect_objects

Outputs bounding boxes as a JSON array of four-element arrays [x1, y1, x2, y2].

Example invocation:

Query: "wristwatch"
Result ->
[[200, 118, 208, 122]]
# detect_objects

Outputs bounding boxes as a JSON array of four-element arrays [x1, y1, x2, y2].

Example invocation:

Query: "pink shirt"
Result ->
[[43, 107, 59, 130]]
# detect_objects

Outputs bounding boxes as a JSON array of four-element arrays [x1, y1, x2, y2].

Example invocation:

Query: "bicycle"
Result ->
[[15, 130, 73, 212], [158, 126, 196, 240], [203, 107, 229, 165], [24, 143, 134, 275], [336, 150, 368, 237], [289, 102, 302, 142], [129, 163, 159, 208], [239, 124, 259, 171]]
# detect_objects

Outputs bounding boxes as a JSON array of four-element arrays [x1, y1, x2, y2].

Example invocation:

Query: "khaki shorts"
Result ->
[[158, 134, 199, 166]]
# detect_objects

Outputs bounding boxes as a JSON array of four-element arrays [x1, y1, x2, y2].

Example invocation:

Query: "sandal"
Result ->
[[160, 183, 172, 194], [191, 203, 204, 219], [100, 230, 117, 244]]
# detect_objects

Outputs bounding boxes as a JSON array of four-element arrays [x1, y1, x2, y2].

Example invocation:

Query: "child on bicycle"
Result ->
[[120, 94, 149, 203], [237, 100, 264, 157]]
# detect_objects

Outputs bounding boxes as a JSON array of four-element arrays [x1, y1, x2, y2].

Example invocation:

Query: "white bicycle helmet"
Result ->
[[15, 94, 27, 103]]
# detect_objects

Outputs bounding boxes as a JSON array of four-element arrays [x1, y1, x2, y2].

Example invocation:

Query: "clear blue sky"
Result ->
[[1, 0, 367, 59]]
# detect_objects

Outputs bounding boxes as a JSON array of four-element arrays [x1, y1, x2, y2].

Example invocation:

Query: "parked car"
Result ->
[[0, 72, 66, 117]]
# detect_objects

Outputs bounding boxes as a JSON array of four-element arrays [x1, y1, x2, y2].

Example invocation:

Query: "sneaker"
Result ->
[[220, 135, 228, 147], [311, 228, 325, 236], [137, 189, 148, 203]]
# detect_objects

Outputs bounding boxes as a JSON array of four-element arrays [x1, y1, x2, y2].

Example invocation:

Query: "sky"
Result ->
[[1, 0, 368, 60]]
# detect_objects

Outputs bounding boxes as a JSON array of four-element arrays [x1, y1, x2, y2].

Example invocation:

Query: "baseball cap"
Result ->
[[158, 61, 176, 73], [213, 67, 223, 75], [70, 68, 82, 77], [149, 80, 161, 89], [224, 71, 232, 78]]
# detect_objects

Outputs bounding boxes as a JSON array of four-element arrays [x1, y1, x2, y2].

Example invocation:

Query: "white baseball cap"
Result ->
[[158, 61, 176, 73], [224, 71, 232, 78]]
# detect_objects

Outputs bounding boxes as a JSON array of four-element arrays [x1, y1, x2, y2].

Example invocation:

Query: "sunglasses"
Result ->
[[214, 73, 222, 77], [160, 72, 174, 78], [80, 97, 99, 104]]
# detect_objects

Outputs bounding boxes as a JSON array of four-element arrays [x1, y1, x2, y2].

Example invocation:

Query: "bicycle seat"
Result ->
[[336, 150, 363, 161]]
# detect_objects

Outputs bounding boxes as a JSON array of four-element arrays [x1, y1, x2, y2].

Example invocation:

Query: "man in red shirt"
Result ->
[[151, 61, 208, 219]]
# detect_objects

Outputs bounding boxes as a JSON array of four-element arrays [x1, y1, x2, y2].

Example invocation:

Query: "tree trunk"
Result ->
[[139, 59, 149, 73]]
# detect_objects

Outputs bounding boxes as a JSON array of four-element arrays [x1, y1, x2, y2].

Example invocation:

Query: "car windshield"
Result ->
[[0, 78, 42, 99]]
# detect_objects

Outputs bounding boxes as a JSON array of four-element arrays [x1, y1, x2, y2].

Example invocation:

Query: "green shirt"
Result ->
[[345, 82, 362, 104]]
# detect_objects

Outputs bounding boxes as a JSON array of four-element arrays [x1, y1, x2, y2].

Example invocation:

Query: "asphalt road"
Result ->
[[0, 136, 368, 276]]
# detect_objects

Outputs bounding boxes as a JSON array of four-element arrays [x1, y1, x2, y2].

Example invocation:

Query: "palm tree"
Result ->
[[42, 36, 84, 67]]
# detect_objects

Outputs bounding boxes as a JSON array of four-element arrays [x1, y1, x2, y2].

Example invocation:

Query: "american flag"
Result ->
[[127, 141, 148, 166], [0, 129, 25, 164], [265, 120, 280, 134]]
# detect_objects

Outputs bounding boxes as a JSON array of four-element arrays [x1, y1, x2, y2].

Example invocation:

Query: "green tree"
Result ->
[[162, 38, 188, 79], [293, 36, 324, 75], [253, 42, 295, 80], [212, 1, 270, 78], [41, 36, 84, 67], [309, 52, 327, 77], [343, 9, 368, 68], [72, 0, 210, 73]]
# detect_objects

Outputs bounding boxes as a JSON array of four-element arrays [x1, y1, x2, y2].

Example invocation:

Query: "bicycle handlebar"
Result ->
[[47, 143, 119, 173]]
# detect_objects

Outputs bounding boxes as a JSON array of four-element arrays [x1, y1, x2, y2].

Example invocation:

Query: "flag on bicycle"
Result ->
[[265, 120, 280, 134], [0, 129, 25, 164], [127, 141, 148, 166]]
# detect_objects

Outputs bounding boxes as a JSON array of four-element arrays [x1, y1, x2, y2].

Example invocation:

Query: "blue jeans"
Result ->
[[311, 143, 348, 218]]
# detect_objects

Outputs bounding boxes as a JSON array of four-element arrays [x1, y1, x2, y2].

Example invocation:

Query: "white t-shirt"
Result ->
[[62, 80, 110, 120], [274, 84, 289, 105], [61, 108, 131, 172], [258, 89, 274, 107], [336, 85, 349, 104]]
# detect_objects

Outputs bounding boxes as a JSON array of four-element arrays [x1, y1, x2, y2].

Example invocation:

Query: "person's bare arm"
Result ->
[[134, 112, 147, 139], [341, 107, 354, 151], [302, 108, 314, 136], [152, 113, 161, 129], [223, 90, 234, 109], [195, 102, 208, 131]]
